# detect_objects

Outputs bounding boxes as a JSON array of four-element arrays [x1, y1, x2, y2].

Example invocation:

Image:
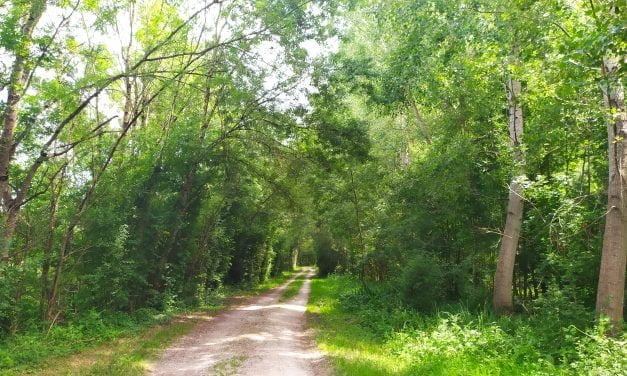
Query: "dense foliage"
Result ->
[[307, 0, 625, 323], [0, 0, 340, 335], [0, 0, 625, 373]]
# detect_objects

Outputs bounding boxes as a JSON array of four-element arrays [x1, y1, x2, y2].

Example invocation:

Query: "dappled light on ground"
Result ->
[[151, 268, 329, 376], [238, 303, 307, 312]]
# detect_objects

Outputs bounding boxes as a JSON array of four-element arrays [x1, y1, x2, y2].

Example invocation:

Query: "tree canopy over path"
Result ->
[[0, 0, 625, 374]]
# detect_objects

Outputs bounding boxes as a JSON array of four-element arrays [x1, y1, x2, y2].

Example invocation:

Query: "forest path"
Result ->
[[150, 267, 329, 376]]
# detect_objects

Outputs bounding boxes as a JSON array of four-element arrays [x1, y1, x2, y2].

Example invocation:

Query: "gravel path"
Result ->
[[150, 268, 329, 376]]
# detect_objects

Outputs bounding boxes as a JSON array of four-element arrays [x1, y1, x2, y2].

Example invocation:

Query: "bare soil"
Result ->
[[150, 268, 329, 376]]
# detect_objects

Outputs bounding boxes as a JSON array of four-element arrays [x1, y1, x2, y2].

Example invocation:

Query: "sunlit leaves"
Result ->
[[136, 0, 182, 48]]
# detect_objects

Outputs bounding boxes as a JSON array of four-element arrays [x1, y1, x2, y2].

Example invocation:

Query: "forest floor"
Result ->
[[150, 267, 329, 376]]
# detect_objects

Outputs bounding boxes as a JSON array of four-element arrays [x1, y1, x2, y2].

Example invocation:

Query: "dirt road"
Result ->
[[150, 268, 329, 376]]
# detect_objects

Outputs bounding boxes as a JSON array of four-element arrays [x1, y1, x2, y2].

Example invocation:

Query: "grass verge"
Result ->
[[0, 271, 296, 376], [307, 275, 627, 376]]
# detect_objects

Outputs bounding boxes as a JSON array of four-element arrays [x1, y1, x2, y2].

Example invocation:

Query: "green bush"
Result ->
[[399, 252, 446, 311], [527, 286, 595, 362], [570, 326, 627, 375]]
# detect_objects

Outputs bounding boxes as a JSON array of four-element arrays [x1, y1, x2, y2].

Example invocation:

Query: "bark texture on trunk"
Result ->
[[0, 0, 47, 262], [493, 79, 524, 315], [597, 57, 627, 332]]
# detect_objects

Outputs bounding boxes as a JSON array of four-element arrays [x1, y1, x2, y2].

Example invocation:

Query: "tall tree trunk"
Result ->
[[596, 57, 627, 333], [40, 168, 63, 321], [348, 167, 367, 282], [0, 0, 47, 262], [493, 78, 524, 315]]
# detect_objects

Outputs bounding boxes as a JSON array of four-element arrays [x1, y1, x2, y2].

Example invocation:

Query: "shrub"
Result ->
[[399, 251, 446, 311], [570, 327, 627, 375], [528, 286, 594, 362]]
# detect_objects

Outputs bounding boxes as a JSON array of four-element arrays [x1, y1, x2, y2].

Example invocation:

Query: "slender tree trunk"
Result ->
[[408, 98, 431, 145], [596, 57, 627, 333], [40, 208, 56, 320], [493, 78, 524, 315], [10, 218, 33, 333], [523, 271, 528, 300], [348, 167, 367, 282], [292, 248, 299, 269], [40, 169, 63, 321], [0, 1, 47, 262]]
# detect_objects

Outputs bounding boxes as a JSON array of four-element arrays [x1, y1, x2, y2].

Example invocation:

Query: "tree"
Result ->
[[596, 55, 626, 331], [494, 77, 525, 315], [0, 0, 48, 262]]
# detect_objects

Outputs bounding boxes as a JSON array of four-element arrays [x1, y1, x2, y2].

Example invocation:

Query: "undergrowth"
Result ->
[[308, 275, 626, 376], [0, 309, 171, 374]]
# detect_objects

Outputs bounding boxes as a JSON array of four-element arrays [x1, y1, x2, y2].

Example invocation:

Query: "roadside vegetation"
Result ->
[[308, 276, 626, 376]]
